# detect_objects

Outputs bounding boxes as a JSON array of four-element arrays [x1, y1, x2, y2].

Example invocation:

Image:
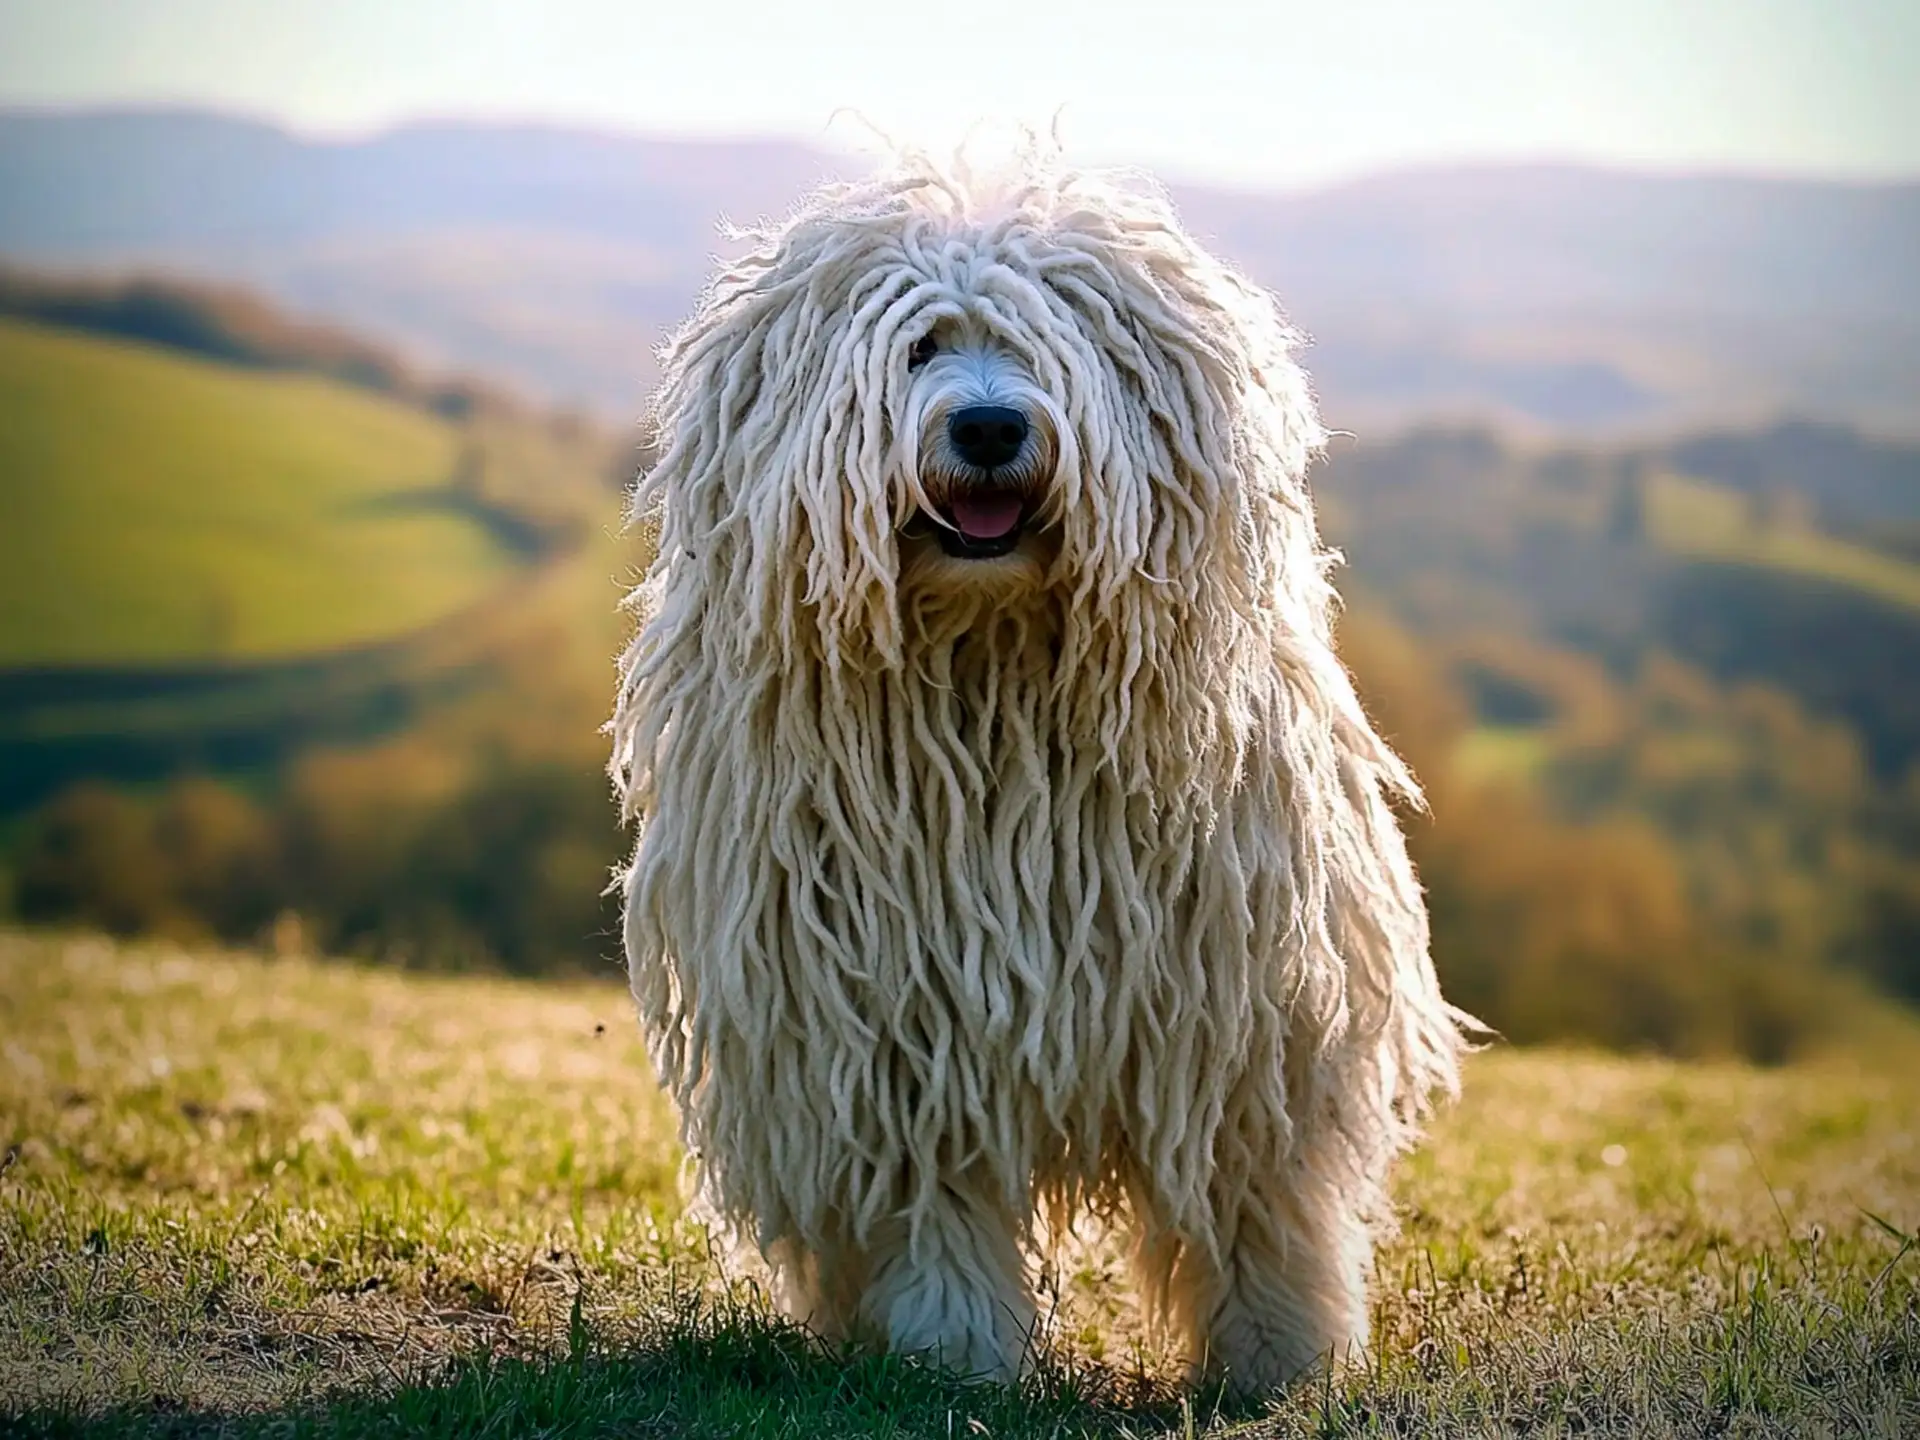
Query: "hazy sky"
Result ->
[[1, 0, 1915, 189]]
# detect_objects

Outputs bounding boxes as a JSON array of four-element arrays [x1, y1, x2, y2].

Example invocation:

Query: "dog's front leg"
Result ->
[[857, 1188, 1035, 1382], [1150, 1175, 1371, 1394], [1214, 1188, 1371, 1393]]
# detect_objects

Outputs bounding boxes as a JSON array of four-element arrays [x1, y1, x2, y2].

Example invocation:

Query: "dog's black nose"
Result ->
[[948, 405, 1029, 470]]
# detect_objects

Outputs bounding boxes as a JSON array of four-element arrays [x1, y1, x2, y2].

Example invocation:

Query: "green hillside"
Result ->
[[0, 317, 522, 666]]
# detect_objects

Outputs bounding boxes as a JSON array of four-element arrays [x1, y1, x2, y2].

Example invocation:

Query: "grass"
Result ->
[[1, 930, 1916, 1437], [0, 318, 524, 666], [1646, 471, 1920, 615]]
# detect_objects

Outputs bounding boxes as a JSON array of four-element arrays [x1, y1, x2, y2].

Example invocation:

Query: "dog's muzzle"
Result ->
[[918, 404, 1045, 560]]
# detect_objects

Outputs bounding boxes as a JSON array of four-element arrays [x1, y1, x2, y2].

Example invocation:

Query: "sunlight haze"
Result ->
[[1, 0, 1916, 188]]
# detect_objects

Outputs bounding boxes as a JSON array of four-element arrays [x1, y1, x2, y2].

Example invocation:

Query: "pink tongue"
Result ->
[[949, 493, 1024, 540]]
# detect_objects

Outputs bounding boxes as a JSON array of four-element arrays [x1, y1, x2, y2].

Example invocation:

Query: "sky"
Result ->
[[1, 0, 1915, 190]]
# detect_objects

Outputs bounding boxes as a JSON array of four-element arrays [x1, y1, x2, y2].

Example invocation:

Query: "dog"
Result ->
[[610, 150, 1466, 1391]]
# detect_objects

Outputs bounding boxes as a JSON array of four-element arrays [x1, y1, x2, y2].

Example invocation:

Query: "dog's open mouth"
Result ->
[[915, 490, 1032, 559]]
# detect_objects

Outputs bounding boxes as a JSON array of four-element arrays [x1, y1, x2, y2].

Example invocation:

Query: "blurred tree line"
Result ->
[[1340, 615, 1898, 1062], [11, 761, 620, 977], [0, 265, 516, 421], [5, 604, 629, 977], [7, 594, 1910, 1062]]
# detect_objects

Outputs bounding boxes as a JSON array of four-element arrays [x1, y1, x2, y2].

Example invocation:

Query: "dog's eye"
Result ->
[[907, 334, 939, 370]]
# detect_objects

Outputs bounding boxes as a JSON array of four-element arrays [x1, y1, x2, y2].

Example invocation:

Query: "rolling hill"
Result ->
[[0, 315, 514, 666], [1644, 471, 1920, 615], [3, 109, 1917, 434], [1317, 424, 1920, 777], [0, 298, 626, 815]]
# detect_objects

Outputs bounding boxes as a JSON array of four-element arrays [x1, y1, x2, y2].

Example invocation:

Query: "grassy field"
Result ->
[[1, 930, 1916, 1438], [0, 318, 524, 666]]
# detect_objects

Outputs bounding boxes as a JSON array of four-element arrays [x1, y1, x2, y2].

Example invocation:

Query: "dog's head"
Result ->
[[633, 154, 1327, 665]]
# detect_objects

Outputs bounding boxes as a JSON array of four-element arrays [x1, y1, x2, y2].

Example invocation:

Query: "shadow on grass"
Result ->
[[17, 1242, 1917, 1437], [15, 1296, 1258, 1440]]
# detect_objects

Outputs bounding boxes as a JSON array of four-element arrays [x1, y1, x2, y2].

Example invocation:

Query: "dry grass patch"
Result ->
[[2, 931, 1916, 1436]]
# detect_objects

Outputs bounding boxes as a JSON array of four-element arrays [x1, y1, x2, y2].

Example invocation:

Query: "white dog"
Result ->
[[610, 151, 1466, 1392]]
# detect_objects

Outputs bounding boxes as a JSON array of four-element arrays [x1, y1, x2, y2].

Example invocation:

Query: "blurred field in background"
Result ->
[[0, 317, 507, 664]]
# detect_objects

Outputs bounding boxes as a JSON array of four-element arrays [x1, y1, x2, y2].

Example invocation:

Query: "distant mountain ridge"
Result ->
[[4, 108, 1917, 434]]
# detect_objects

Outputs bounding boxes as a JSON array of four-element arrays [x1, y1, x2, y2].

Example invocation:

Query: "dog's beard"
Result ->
[[896, 511, 1057, 609]]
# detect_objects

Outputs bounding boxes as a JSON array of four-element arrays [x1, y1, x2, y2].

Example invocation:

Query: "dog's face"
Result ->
[[639, 164, 1327, 666], [894, 314, 1064, 597]]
